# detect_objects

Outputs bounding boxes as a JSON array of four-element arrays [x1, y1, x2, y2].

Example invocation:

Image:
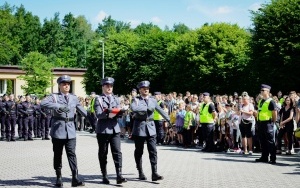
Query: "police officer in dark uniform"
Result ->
[[94, 77, 127, 184], [41, 75, 87, 187], [19, 94, 35, 141], [130, 81, 170, 181], [200, 92, 218, 152], [41, 95, 52, 140], [254, 84, 277, 164], [5, 94, 17, 141], [17, 96, 25, 139], [0, 94, 8, 141], [34, 97, 42, 138]]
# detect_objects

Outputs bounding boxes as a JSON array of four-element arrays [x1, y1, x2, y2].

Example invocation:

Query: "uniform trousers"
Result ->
[[5, 114, 17, 139], [23, 115, 34, 139], [41, 115, 51, 138], [258, 121, 276, 161], [1, 114, 6, 138], [202, 123, 215, 151], [97, 133, 122, 169], [154, 120, 164, 144], [34, 115, 41, 137], [18, 116, 23, 138], [134, 133, 157, 166], [52, 138, 78, 171]]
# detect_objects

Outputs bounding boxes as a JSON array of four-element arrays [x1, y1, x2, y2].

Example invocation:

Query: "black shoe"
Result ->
[[102, 176, 110, 184], [7, 138, 11, 142], [0, 137, 5, 141], [55, 170, 63, 187], [71, 170, 85, 187], [45, 137, 50, 140], [152, 173, 164, 181], [116, 175, 127, 184], [138, 172, 147, 180], [269, 160, 276, 164], [255, 158, 268, 163], [11, 138, 16, 142], [116, 167, 127, 184], [24, 138, 28, 141], [71, 181, 85, 187], [28, 138, 34, 141]]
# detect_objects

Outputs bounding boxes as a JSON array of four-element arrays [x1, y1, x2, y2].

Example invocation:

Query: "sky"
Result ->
[[2, 0, 271, 30]]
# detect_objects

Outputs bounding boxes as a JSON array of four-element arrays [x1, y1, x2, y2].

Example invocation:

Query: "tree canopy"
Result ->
[[1, 0, 300, 95]]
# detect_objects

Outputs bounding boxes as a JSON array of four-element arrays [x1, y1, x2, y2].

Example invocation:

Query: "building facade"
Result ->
[[0, 66, 88, 97]]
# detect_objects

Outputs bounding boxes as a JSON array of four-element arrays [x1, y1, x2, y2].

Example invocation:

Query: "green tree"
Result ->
[[6, 79, 13, 94], [166, 23, 251, 94], [133, 23, 161, 35], [0, 3, 21, 65], [83, 31, 139, 94], [18, 52, 54, 95], [12, 5, 41, 58], [96, 15, 131, 37], [173, 23, 190, 34], [250, 0, 300, 93]]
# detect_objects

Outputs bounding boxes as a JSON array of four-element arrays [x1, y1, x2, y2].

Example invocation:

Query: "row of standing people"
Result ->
[[0, 94, 51, 141]]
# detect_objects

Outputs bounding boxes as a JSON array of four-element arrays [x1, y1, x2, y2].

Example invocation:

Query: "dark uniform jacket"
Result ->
[[94, 94, 121, 134], [5, 100, 17, 115], [41, 93, 87, 139], [130, 96, 170, 137], [19, 101, 35, 116]]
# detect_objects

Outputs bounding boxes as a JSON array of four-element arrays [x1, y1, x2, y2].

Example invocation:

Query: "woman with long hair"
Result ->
[[276, 97, 295, 155]]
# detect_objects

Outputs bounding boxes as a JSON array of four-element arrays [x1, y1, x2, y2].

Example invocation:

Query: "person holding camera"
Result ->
[[94, 77, 127, 185]]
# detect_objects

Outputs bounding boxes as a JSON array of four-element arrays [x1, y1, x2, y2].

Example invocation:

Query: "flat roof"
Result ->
[[0, 65, 87, 76]]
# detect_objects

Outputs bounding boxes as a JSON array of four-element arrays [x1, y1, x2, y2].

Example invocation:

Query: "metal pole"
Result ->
[[102, 41, 105, 79]]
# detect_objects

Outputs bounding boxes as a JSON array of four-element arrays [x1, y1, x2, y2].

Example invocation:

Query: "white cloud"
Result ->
[[187, 3, 233, 16], [128, 19, 141, 28], [151, 16, 162, 23], [94, 10, 108, 23], [214, 6, 232, 15], [249, 2, 262, 11]]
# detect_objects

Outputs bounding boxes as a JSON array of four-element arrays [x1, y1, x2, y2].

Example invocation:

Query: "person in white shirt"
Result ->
[[239, 94, 255, 155]]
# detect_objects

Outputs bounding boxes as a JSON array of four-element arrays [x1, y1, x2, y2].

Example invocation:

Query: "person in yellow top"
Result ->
[[253, 84, 277, 164], [199, 92, 218, 152], [153, 92, 165, 145], [183, 104, 194, 148], [88, 92, 97, 133]]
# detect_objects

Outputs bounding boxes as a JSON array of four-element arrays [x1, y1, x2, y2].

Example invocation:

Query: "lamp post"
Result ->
[[99, 40, 105, 79]]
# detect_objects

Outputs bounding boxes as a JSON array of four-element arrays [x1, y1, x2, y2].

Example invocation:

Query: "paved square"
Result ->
[[0, 131, 299, 188]]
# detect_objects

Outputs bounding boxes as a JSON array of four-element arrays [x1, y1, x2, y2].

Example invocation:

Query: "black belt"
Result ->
[[53, 117, 74, 122], [135, 118, 154, 122]]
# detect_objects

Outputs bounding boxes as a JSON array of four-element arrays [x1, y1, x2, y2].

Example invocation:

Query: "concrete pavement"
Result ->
[[0, 131, 299, 188]]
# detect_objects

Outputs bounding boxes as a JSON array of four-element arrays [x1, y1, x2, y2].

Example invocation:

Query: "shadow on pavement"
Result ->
[[0, 176, 54, 187]]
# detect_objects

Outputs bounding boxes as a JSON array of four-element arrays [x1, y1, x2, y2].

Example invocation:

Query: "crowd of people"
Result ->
[[1, 87, 300, 157], [113, 89, 300, 156]]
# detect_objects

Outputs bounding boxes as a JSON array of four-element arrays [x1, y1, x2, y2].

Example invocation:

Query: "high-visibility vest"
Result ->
[[90, 97, 96, 113], [279, 98, 284, 105], [199, 102, 214, 123], [258, 98, 272, 121], [153, 100, 163, 120]]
